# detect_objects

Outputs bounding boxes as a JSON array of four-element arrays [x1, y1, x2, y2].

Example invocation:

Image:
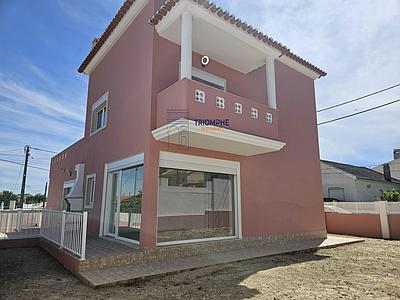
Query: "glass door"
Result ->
[[105, 165, 143, 243], [107, 171, 120, 237]]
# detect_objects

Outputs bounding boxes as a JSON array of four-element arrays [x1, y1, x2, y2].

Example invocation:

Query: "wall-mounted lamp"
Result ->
[[201, 55, 210, 67]]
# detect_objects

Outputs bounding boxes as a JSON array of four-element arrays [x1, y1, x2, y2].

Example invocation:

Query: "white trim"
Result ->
[[99, 164, 108, 236], [266, 57, 277, 109], [83, 0, 150, 74], [156, 1, 280, 59], [90, 92, 109, 136], [84, 173, 96, 209], [100, 153, 145, 237], [152, 119, 286, 156], [91, 91, 109, 112], [159, 151, 239, 175], [106, 153, 144, 173], [63, 180, 75, 189], [234, 102, 243, 114], [156, 0, 322, 80], [277, 55, 321, 80], [157, 151, 242, 246], [180, 10, 192, 80]]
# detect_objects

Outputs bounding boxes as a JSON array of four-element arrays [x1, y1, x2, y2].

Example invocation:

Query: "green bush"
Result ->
[[381, 189, 400, 202]]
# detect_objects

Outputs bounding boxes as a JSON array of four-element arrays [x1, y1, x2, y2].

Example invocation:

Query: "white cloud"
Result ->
[[216, 0, 400, 165], [0, 74, 85, 122]]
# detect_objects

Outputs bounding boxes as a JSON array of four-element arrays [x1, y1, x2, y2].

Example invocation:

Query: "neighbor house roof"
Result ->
[[321, 160, 400, 184], [78, 0, 327, 77]]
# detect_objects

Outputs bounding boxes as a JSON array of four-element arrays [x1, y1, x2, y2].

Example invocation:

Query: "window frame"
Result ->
[[84, 174, 96, 209], [157, 151, 242, 246], [90, 92, 109, 136], [234, 102, 243, 114]]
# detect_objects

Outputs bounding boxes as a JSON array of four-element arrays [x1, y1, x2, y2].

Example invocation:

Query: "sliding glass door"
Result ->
[[105, 165, 143, 243]]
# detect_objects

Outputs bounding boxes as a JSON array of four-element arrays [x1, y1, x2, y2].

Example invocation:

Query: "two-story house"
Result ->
[[47, 0, 327, 249]]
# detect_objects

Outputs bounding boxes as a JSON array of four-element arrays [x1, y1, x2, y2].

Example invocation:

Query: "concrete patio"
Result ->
[[76, 235, 363, 288]]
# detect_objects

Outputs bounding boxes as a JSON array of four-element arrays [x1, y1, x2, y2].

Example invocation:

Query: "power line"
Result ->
[[30, 147, 57, 154], [0, 158, 49, 171], [317, 83, 400, 113], [317, 98, 400, 126]]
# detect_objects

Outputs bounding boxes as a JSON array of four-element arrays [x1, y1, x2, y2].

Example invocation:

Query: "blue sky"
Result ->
[[0, 0, 399, 195]]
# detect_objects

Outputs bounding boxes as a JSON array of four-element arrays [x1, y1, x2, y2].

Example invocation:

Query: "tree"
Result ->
[[381, 189, 400, 202], [0, 190, 18, 208], [25, 194, 46, 204]]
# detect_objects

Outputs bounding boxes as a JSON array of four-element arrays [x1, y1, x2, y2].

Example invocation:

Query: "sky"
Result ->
[[0, 0, 399, 195]]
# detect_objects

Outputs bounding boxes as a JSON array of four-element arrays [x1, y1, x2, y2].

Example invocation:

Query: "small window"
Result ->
[[266, 113, 273, 123], [251, 108, 258, 119], [85, 174, 96, 208], [216, 97, 225, 109], [234, 103, 242, 114], [195, 90, 205, 103], [91, 92, 108, 134]]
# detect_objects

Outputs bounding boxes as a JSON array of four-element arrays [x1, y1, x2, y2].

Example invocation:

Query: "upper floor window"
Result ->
[[91, 92, 108, 135]]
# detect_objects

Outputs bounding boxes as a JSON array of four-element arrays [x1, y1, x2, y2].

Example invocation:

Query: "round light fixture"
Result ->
[[201, 55, 210, 67]]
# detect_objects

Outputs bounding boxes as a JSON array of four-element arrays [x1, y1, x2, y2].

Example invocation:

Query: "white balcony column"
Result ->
[[266, 56, 277, 109], [180, 11, 192, 80]]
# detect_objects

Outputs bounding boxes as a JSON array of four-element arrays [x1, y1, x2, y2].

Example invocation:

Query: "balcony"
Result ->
[[152, 79, 285, 156]]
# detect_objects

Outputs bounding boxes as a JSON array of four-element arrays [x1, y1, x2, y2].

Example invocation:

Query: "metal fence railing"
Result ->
[[0, 209, 88, 260], [40, 210, 88, 260], [0, 210, 42, 240]]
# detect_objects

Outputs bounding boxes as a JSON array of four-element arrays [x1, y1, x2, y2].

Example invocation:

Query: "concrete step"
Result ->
[[78, 235, 363, 288]]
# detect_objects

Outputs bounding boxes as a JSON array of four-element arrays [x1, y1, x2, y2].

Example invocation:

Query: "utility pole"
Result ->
[[19, 145, 30, 207], [42, 181, 48, 208]]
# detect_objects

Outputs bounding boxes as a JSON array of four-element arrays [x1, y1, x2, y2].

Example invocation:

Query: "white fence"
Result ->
[[325, 201, 400, 239], [40, 210, 88, 260], [325, 201, 400, 215], [0, 210, 42, 240], [324, 201, 379, 214], [0, 209, 88, 260]]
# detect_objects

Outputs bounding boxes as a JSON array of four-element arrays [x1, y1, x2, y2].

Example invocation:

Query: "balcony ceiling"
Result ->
[[155, 3, 281, 74], [152, 120, 286, 156]]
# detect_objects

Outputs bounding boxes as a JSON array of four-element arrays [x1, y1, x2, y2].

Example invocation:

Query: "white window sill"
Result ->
[[90, 125, 107, 137]]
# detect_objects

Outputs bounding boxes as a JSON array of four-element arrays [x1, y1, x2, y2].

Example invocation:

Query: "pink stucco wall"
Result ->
[[48, 0, 156, 235], [388, 215, 400, 240], [325, 212, 382, 238], [48, 0, 326, 246], [156, 78, 279, 139]]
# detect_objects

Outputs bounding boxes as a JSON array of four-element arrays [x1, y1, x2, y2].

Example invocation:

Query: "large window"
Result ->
[[157, 167, 236, 243]]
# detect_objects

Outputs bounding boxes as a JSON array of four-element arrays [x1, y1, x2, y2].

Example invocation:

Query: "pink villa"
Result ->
[[48, 0, 327, 249]]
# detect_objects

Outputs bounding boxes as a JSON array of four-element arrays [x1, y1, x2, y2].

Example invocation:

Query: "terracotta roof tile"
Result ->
[[78, 0, 327, 77], [149, 0, 326, 77]]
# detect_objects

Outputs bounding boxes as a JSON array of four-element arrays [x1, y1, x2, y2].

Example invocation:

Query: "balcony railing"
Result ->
[[156, 78, 279, 140]]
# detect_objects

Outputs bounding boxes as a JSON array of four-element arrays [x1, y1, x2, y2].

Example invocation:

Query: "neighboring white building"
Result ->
[[321, 160, 400, 202], [372, 149, 400, 181]]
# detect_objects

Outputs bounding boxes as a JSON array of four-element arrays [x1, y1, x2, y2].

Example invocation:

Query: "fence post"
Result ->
[[377, 201, 391, 239], [80, 211, 88, 260], [60, 211, 66, 248], [16, 210, 22, 232]]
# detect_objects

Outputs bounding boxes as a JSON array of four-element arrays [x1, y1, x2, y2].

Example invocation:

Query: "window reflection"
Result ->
[[158, 168, 235, 243]]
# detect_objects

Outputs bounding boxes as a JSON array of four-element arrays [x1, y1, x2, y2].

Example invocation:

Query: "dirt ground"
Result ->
[[0, 238, 399, 300]]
